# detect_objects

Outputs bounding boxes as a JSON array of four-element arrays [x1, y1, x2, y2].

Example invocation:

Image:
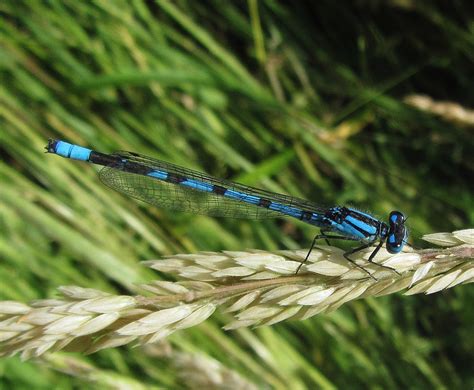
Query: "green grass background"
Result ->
[[1, 1, 473, 388]]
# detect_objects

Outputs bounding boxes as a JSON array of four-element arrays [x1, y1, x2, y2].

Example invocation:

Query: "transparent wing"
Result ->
[[98, 151, 325, 219]]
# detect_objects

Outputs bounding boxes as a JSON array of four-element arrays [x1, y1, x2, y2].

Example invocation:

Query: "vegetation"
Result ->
[[1, 1, 472, 388]]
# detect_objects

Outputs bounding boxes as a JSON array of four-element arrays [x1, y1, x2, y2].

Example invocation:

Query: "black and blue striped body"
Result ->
[[46, 140, 407, 256]]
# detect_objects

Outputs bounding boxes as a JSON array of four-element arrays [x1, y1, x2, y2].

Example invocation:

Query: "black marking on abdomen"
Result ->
[[166, 173, 185, 184], [121, 160, 153, 175], [300, 211, 313, 221], [212, 185, 227, 195], [89, 152, 122, 167], [258, 198, 271, 208]]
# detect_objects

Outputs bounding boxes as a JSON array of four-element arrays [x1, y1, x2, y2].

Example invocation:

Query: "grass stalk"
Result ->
[[1, 230, 472, 359]]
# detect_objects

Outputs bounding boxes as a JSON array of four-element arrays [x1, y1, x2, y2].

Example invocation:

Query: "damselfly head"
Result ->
[[386, 210, 408, 254]]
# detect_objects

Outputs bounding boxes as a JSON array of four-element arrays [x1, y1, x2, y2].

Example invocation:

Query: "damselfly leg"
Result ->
[[296, 233, 400, 279], [295, 231, 369, 276], [346, 240, 400, 276]]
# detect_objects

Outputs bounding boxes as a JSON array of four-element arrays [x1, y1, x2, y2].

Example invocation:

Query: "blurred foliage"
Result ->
[[0, 0, 473, 388]]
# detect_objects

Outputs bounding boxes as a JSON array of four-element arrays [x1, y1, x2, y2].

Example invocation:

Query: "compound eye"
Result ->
[[389, 211, 405, 224]]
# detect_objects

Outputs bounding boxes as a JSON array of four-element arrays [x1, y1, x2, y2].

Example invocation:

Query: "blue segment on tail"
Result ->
[[268, 203, 302, 218], [223, 189, 261, 204], [148, 170, 168, 180], [53, 140, 92, 161], [181, 179, 214, 192]]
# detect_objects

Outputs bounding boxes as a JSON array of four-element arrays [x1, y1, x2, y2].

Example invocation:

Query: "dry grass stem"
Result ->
[[1, 229, 472, 358], [171, 352, 258, 390], [404, 94, 474, 127], [141, 342, 258, 389], [39, 346, 257, 390], [40, 354, 153, 390]]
